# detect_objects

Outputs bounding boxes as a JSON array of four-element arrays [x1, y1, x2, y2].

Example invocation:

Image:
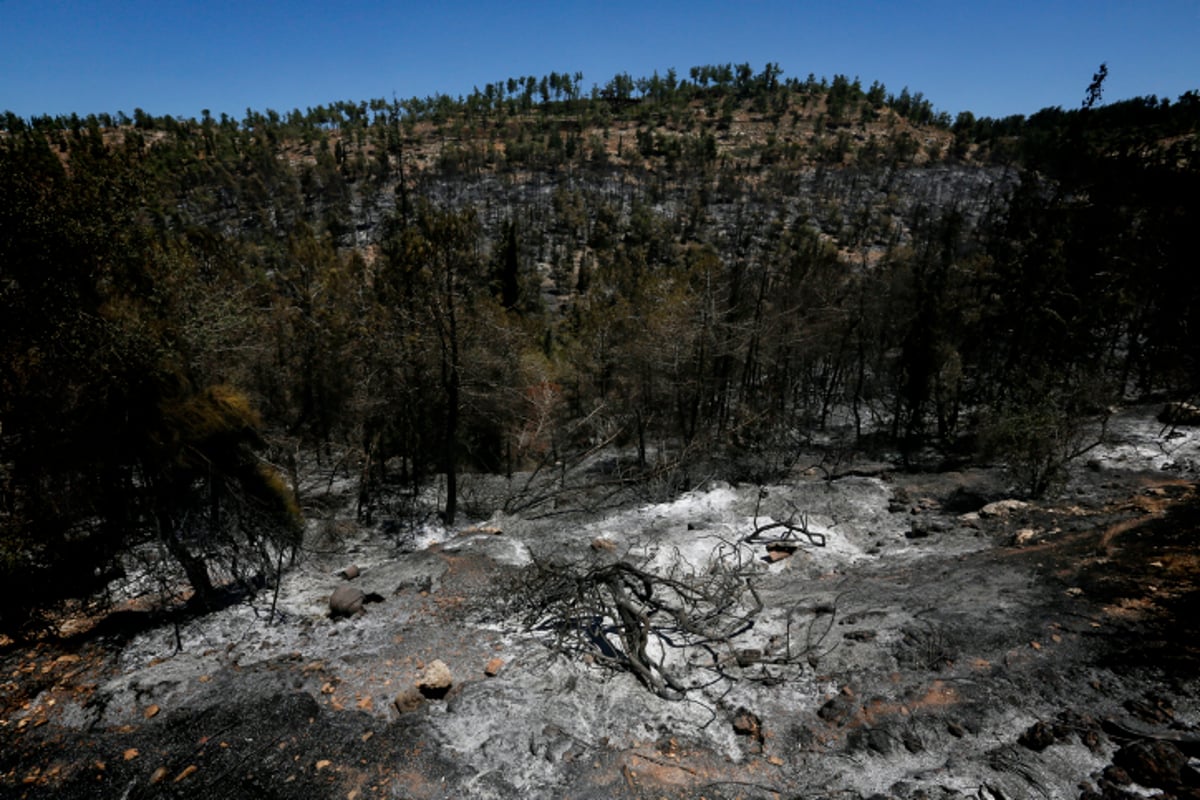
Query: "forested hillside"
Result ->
[[2, 63, 1199, 632]]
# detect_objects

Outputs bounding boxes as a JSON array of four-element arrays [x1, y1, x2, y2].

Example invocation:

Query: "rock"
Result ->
[[732, 708, 763, 741], [865, 727, 893, 755], [817, 693, 857, 726], [1125, 692, 1174, 724], [339, 564, 360, 580], [417, 660, 453, 698], [1010, 528, 1036, 546], [484, 657, 505, 677], [590, 537, 617, 552], [393, 687, 424, 713], [329, 586, 365, 618], [1102, 764, 1131, 785], [902, 729, 924, 753], [1113, 740, 1189, 789], [980, 499, 1029, 518], [849, 726, 894, 755], [1055, 709, 1102, 751], [905, 521, 930, 539], [1158, 401, 1200, 426], [888, 487, 911, 513], [907, 517, 950, 538], [1018, 720, 1057, 751], [735, 649, 763, 667], [765, 543, 797, 561]]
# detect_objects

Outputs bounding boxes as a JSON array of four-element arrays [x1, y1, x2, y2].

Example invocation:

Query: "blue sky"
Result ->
[[1, 1, 1197, 122]]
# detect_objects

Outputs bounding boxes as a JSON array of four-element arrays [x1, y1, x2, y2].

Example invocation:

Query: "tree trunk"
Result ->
[[156, 509, 214, 605]]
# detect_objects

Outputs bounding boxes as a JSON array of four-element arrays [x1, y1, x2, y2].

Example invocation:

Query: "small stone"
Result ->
[[735, 649, 763, 667], [484, 657, 505, 677], [817, 694, 856, 726], [340, 565, 360, 580], [980, 499, 1029, 518], [905, 521, 931, 539], [1018, 720, 1056, 751], [143, 704, 160, 719], [1125, 694, 1175, 724], [907, 517, 951, 539], [732, 709, 762, 739], [315, 759, 332, 771], [865, 727, 893, 754], [417, 660, 453, 698], [590, 538, 617, 552], [1102, 764, 1131, 786], [765, 543, 797, 561], [393, 688, 424, 713], [1011, 528, 1036, 546], [329, 585, 366, 617], [149, 766, 169, 784]]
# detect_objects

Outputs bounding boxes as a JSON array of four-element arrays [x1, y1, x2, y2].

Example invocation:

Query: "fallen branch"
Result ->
[[743, 489, 826, 548]]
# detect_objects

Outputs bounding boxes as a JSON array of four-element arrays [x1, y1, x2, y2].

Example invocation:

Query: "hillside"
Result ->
[[1, 63, 1200, 797], [3, 61, 1199, 608]]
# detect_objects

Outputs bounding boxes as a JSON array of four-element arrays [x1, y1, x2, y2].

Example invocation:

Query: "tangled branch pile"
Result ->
[[514, 526, 831, 700]]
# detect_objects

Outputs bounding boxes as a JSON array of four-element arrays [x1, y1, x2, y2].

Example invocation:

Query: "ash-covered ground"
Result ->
[[2, 406, 1200, 799]]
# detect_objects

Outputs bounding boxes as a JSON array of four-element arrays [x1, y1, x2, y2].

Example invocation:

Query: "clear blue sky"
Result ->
[[2, 0, 1197, 122]]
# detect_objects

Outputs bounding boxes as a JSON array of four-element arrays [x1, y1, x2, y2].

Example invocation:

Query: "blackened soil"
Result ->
[[1, 469, 1198, 800]]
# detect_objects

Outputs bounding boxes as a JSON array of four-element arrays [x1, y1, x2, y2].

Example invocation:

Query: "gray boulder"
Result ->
[[329, 585, 365, 618]]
